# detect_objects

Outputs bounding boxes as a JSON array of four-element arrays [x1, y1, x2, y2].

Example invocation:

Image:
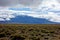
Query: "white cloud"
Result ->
[[0, 0, 60, 23]]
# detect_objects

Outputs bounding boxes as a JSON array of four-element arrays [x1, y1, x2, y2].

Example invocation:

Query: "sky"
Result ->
[[0, 0, 60, 23]]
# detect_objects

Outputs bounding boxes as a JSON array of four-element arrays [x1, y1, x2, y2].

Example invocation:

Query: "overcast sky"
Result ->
[[0, 0, 43, 8], [0, 0, 60, 7]]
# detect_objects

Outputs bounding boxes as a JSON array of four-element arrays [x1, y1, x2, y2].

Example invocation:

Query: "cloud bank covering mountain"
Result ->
[[0, 0, 60, 23]]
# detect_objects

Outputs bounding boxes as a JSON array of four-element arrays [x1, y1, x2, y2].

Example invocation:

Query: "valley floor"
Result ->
[[0, 24, 60, 40]]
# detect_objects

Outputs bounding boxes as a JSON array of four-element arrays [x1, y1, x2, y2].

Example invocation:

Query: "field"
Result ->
[[0, 24, 60, 40]]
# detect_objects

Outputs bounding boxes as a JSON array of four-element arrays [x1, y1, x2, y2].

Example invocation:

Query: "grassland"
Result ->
[[0, 24, 60, 40]]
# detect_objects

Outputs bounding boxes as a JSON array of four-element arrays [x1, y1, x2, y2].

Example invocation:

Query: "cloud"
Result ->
[[18, 0, 43, 8], [0, 0, 18, 6], [0, 0, 42, 8], [0, 0, 60, 23]]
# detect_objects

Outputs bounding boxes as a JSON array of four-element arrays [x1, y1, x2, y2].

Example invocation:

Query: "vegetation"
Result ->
[[0, 24, 60, 40]]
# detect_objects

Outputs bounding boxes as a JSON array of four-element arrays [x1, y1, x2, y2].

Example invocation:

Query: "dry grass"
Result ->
[[0, 24, 60, 40]]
